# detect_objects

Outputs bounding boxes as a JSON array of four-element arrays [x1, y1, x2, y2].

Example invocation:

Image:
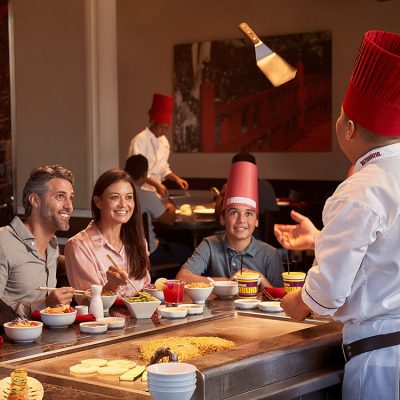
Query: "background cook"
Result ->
[[127, 93, 188, 198]]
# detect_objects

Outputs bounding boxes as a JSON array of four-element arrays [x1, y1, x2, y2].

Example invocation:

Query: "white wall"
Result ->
[[11, 0, 89, 209], [11, 0, 119, 211], [117, 0, 400, 181]]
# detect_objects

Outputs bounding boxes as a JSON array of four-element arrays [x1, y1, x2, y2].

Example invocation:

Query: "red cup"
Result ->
[[163, 280, 185, 306]]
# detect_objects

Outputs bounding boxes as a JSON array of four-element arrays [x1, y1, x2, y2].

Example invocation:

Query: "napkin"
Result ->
[[114, 298, 127, 308], [75, 314, 96, 324]]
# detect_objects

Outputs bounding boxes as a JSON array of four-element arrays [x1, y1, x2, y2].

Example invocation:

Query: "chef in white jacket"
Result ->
[[275, 30, 400, 400], [128, 93, 188, 198]]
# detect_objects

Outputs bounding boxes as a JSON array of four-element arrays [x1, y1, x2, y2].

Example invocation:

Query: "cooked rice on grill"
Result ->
[[140, 336, 235, 363]]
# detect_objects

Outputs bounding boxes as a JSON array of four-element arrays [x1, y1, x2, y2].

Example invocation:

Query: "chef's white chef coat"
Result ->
[[301, 143, 400, 400], [128, 128, 172, 186]]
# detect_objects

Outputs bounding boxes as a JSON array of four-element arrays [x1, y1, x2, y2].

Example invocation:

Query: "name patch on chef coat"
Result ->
[[360, 151, 382, 166]]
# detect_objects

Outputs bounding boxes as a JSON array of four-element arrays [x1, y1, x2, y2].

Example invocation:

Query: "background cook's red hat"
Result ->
[[149, 93, 174, 124], [343, 30, 400, 136], [222, 161, 258, 213]]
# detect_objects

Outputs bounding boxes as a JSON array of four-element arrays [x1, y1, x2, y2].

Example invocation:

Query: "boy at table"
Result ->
[[275, 31, 400, 400], [176, 161, 283, 288]]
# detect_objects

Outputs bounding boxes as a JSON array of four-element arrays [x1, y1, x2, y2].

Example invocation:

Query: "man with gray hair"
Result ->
[[0, 164, 76, 318]]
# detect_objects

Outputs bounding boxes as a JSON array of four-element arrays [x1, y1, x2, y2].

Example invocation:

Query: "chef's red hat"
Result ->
[[222, 161, 258, 213], [343, 30, 400, 136], [149, 93, 174, 124]]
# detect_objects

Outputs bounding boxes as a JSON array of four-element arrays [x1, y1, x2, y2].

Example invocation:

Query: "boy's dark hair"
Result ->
[[125, 154, 148, 181], [232, 152, 256, 165]]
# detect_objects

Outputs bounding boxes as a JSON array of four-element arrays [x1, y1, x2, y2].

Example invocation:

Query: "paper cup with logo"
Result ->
[[282, 272, 306, 294], [236, 272, 260, 298]]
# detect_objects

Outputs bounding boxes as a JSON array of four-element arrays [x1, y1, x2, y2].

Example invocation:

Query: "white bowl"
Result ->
[[258, 301, 283, 313], [87, 294, 117, 313], [148, 382, 196, 391], [40, 310, 77, 328], [159, 307, 187, 319], [3, 321, 43, 343], [212, 281, 239, 297], [121, 298, 161, 319], [143, 287, 165, 301], [234, 299, 261, 309], [79, 321, 108, 334], [149, 387, 196, 400], [148, 376, 196, 386], [179, 304, 204, 315], [184, 285, 213, 304], [147, 372, 196, 383], [147, 362, 197, 377]]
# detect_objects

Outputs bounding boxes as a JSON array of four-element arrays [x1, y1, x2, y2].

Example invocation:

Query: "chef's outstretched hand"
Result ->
[[274, 210, 320, 251], [280, 290, 311, 322]]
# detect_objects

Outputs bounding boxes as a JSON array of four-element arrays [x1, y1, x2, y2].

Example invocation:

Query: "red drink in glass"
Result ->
[[163, 280, 184, 306]]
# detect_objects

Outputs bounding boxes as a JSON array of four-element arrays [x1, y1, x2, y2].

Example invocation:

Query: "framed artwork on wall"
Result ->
[[173, 31, 332, 153]]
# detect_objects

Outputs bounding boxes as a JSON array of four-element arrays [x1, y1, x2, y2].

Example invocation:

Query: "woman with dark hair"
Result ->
[[64, 169, 150, 297]]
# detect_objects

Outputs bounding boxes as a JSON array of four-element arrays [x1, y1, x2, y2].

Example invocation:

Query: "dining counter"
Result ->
[[0, 297, 344, 399]]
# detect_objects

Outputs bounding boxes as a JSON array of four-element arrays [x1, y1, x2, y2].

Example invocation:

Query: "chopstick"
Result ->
[[36, 287, 88, 295], [106, 254, 140, 296]]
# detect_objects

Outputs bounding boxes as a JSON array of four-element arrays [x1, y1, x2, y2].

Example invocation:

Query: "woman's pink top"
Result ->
[[64, 220, 150, 297]]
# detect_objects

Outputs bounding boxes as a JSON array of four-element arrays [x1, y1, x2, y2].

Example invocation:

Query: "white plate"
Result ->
[[234, 299, 261, 309], [97, 317, 125, 329], [0, 376, 44, 400], [159, 307, 187, 319], [79, 322, 108, 334], [258, 301, 283, 313], [179, 304, 204, 315]]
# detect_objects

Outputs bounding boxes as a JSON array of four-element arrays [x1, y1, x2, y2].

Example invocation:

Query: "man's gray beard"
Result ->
[[49, 214, 70, 231]]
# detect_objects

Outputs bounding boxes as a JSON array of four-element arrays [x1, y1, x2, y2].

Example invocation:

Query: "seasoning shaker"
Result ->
[[89, 284, 104, 320]]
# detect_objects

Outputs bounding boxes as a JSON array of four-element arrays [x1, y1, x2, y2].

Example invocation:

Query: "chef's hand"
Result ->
[[46, 287, 75, 307], [104, 265, 128, 291], [176, 177, 189, 191], [274, 210, 320, 251], [155, 183, 168, 199], [280, 290, 311, 322]]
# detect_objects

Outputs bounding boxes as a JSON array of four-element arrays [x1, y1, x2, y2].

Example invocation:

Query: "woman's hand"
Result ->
[[104, 265, 128, 291], [274, 210, 320, 251]]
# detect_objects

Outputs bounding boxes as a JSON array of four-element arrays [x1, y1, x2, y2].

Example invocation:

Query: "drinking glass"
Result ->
[[163, 280, 185, 307]]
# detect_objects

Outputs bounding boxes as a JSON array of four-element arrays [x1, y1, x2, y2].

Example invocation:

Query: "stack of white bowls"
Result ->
[[147, 362, 197, 400]]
